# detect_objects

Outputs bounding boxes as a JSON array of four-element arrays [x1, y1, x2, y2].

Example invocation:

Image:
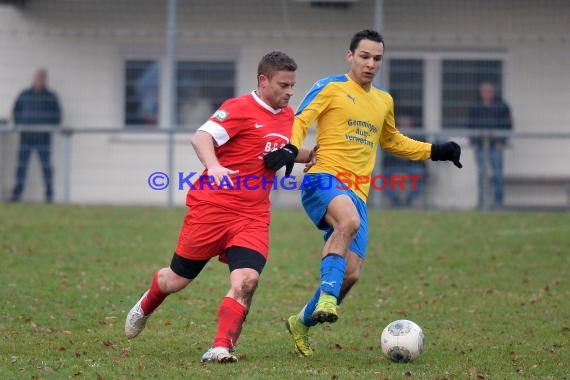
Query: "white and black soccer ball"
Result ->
[[380, 319, 425, 362]]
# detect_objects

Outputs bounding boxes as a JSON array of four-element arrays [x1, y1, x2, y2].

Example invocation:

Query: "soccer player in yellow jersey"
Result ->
[[271, 30, 462, 357]]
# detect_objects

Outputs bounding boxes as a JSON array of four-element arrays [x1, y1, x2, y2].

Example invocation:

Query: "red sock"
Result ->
[[140, 272, 168, 315], [212, 297, 247, 350]]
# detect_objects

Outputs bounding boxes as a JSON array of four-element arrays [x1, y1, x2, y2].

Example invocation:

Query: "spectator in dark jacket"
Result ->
[[467, 81, 512, 208], [11, 69, 61, 203]]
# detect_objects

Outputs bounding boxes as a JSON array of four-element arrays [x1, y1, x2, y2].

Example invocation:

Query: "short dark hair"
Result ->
[[349, 29, 384, 53], [257, 51, 297, 82]]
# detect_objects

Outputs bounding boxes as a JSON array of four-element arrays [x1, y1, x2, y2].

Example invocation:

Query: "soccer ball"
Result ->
[[380, 319, 425, 362]]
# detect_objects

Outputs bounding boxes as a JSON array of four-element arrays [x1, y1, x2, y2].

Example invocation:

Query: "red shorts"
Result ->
[[175, 204, 269, 263]]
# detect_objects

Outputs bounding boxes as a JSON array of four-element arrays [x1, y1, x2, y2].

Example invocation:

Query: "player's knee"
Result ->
[[158, 267, 191, 293], [240, 274, 259, 295], [231, 273, 259, 300], [337, 215, 360, 237]]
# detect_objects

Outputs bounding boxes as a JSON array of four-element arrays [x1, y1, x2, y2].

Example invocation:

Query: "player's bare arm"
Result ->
[[191, 130, 239, 186]]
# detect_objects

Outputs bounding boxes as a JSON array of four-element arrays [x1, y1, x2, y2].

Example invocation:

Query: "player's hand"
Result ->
[[206, 165, 239, 187], [263, 144, 298, 176], [431, 142, 462, 168], [304, 145, 319, 173]]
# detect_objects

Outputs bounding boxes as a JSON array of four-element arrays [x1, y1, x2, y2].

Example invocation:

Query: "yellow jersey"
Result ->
[[292, 74, 432, 201]]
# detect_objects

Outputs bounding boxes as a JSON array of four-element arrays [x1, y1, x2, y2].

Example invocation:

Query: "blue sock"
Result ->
[[319, 254, 346, 298], [299, 288, 320, 327]]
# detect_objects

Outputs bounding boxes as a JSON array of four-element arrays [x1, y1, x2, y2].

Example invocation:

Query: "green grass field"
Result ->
[[1, 204, 568, 379]]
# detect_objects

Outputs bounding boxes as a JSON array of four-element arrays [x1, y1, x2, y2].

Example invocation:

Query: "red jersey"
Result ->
[[186, 91, 294, 223]]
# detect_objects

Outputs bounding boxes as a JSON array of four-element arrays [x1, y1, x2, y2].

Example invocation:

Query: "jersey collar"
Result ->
[[345, 73, 373, 93], [251, 90, 282, 114]]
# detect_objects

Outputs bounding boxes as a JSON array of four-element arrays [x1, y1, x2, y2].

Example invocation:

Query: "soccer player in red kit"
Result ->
[[125, 51, 298, 363]]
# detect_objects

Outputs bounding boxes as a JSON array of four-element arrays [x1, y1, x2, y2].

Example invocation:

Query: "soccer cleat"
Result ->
[[200, 347, 238, 363], [311, 294, 338, 323], [125, 291, 150, 339], [286, 314, 313, 357]]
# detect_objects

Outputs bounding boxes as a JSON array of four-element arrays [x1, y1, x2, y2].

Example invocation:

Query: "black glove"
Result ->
[[431, 142, 462, 168], [263, 144, 298, 176]]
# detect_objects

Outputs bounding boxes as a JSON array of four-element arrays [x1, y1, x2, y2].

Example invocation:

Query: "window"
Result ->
[[388, 59, 424, 129], [124, 60, 236, 128], [441, 60, 502, 128], [125, 60, 159, 127], [176, 61, 235, 129]]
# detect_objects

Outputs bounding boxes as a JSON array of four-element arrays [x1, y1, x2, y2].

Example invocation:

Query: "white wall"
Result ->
[[1, 0, 569, 207]]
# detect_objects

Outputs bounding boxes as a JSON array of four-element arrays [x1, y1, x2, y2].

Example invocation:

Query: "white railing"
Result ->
[[1, 125, 569, 210]]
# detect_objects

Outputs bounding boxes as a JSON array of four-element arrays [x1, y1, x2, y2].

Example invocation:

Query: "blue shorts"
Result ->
[[300, 173, 368, 259]]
